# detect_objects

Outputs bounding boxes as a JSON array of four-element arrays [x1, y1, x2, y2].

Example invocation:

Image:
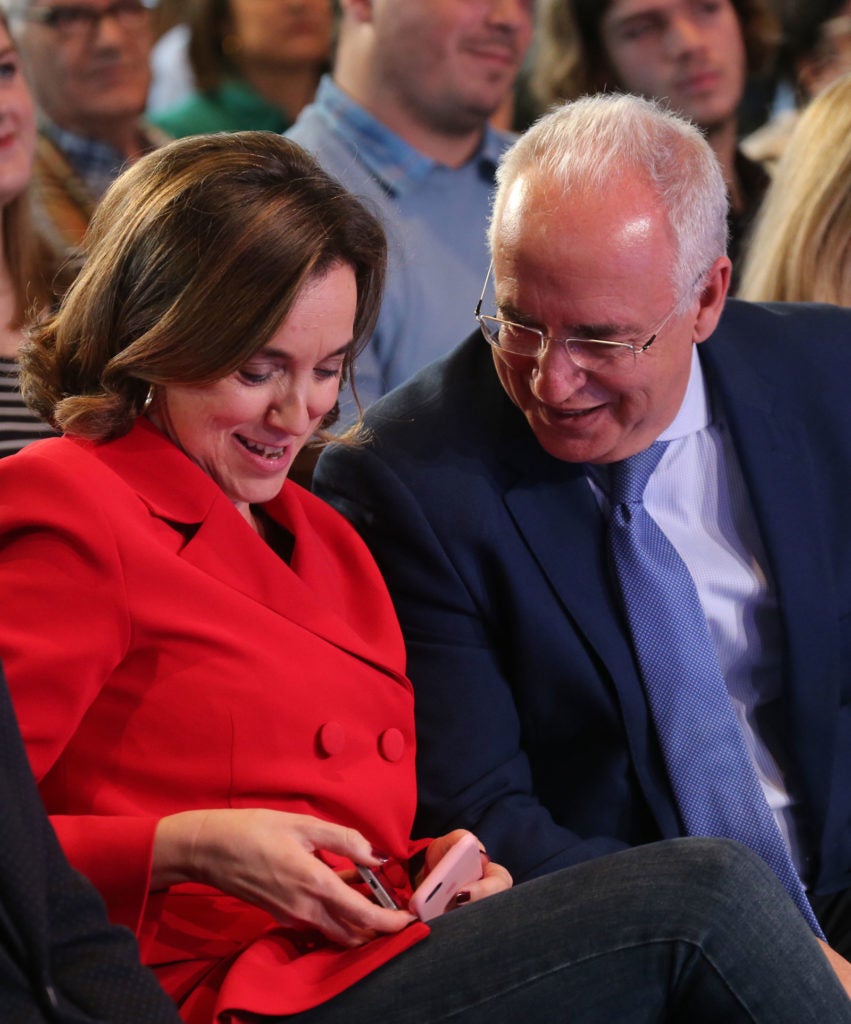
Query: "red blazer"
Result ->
[[0, 418, 429, 1021]]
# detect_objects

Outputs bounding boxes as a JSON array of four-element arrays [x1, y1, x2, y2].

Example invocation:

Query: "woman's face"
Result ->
[[0, 25, 35, 210], [226, 0, 333, 70], [148, 263, 357, 526]]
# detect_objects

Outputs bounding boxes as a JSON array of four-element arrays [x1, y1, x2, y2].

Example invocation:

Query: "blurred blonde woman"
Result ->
[[739, 72, 851, 304]]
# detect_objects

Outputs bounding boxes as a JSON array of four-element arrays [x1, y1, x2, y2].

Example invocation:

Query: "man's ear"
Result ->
[[693, 256, 731, 344]]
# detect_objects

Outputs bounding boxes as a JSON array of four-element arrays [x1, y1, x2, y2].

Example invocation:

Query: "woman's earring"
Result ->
[[143, 385, 154, 413]]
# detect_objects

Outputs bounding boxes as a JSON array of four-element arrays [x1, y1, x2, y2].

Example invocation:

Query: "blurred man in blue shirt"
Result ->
[[287, 0, 534, 416]]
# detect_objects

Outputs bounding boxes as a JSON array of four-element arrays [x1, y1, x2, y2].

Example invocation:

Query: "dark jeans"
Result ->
[[270, 838, 851, 1024]]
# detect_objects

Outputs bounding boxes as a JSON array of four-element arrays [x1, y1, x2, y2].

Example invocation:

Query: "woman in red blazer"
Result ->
[[0, 132, 847, 1024]]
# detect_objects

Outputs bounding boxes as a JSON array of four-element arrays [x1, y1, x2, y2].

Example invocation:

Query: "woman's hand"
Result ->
[[154, 808, 415, 947], [418, 829, 513, 908]]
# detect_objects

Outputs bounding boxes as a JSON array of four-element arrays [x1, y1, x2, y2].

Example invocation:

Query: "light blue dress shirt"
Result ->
[[286, 76, 515, 417]]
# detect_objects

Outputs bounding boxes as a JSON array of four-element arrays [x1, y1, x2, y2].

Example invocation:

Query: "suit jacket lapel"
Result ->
[[703, 337, 839, 816], [498, 424, 681, 836]]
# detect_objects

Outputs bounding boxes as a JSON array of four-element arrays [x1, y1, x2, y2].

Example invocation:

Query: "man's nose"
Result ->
[[90, 8, 128, 47], [665, 14, 707, 57], [529, 340, 588, 402], [486, 0, 531, 31]]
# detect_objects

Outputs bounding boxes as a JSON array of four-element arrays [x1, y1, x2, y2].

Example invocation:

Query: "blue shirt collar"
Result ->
[[314, 75, 512, 198], [658, 344, 712, 442], [40, 117, 163, 200]]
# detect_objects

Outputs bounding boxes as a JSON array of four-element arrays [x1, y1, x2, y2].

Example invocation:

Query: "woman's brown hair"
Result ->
[[21, 131, 386, 440]]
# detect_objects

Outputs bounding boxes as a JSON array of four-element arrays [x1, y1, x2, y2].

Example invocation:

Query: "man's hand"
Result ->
[[818, 939, 851, 999]]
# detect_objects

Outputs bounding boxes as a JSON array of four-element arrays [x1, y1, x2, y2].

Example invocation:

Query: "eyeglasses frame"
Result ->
[[474, 260, 684, 373], [12, 0, 152, 39]]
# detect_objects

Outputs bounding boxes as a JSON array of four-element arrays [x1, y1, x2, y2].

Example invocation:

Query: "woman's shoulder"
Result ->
[[150, 79, 289, 137], [150, 92, 227, 138], [0, 427, 167, 513], [0, 434, 130, 512], [1, 433, 90, 474]]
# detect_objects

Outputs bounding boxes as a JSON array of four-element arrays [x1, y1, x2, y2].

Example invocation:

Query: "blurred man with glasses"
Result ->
[[315, 93, 851, 971], [3, 0, 166, 253]]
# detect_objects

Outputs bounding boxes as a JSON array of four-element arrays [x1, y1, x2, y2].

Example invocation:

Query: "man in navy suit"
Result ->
[[0, 661, 179, 1021], [314, 93, 851, 963]]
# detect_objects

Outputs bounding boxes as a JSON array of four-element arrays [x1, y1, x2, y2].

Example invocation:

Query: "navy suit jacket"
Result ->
[[315, 299, 851, 896], [0, 662, 179, 1022]]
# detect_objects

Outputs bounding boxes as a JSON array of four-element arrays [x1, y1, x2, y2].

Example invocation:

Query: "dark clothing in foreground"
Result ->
[[0, 664, 179, 1022]]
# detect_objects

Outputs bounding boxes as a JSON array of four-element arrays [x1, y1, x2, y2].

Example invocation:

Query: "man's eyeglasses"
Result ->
[[475, 261, 682, 375], [14, 0, 151, 39]]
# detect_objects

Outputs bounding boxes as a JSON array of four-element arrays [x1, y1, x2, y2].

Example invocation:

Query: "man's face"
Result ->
[[599, 0, 746, 133], [370, 0, 534, 136], [489, 174, 715, 465], [14, 0, 151, 139], [226, 0, 332, 72]]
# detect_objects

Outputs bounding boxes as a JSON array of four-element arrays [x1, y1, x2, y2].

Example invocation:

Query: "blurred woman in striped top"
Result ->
[[0, 12, 64, 457]]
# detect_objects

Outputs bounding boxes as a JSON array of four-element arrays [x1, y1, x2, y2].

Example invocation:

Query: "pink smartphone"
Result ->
[[409, 833, 484, 922]]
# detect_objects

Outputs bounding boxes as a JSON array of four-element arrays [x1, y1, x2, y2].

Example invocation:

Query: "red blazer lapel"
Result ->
[[83, 420, 408, 679]]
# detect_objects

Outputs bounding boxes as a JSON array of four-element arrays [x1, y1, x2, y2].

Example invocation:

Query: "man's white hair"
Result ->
[[490, 93, 729, 303]]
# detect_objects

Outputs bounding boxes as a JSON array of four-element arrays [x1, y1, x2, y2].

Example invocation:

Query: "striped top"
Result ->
[[0, 356, 56, 458]]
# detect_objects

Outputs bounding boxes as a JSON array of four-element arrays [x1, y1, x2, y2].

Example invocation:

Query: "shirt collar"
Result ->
[[658, 344, 712, 442], [40, 117, 162, 200], [315, 75, 511, 198], [583, 345, 710, 494], [42, 119, 122, 174]]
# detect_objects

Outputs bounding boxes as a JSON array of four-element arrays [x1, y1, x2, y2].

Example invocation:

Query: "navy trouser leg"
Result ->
[[273, 838, 851, 1024]]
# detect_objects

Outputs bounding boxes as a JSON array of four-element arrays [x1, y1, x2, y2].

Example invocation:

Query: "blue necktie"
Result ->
[[607, 441, 824, 937]]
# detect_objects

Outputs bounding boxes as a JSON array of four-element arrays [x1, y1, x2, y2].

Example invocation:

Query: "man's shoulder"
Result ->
[[317, 334, 512, 508], [480, 124, 518, 164], [348, 332, 516, 471], [365, 331, 485, 408], [719, 296, 851, 329], [713, 298, 851, 361], [286, 98, 388, 203], [706, 299, 851, 418], [286, 94, 346, 149]]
